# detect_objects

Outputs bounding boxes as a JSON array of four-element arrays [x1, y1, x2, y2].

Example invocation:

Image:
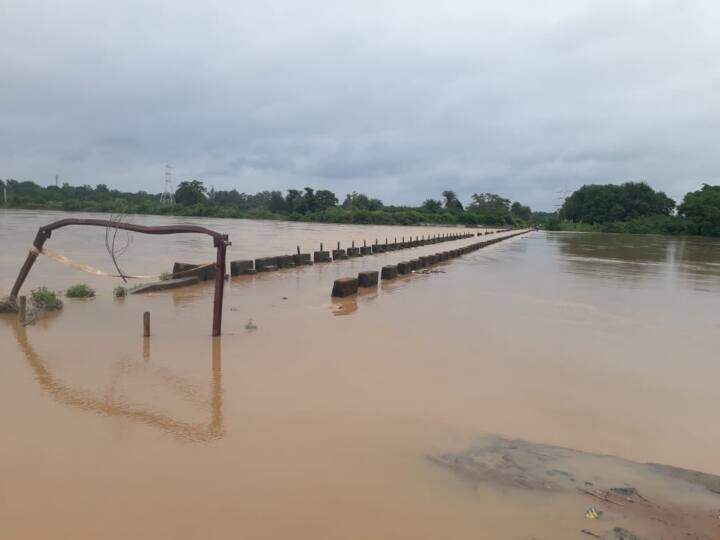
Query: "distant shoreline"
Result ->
[[0, 204, 503, 229]]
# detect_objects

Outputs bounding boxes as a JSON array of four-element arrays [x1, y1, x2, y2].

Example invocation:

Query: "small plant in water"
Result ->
[[31, 286, 63, 310], [245, 318, 257, 330], [159, 272, 172, 281], [65, 284, 95, 298], [113, 285, 127, 298]]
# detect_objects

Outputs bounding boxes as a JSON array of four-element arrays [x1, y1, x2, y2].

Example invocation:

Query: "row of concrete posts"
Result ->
[[331, 229, 526, 297], [225, 231, 489, 276]]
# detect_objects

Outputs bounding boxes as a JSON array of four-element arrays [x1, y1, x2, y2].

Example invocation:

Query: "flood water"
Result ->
[[1, 210, 720, 539]]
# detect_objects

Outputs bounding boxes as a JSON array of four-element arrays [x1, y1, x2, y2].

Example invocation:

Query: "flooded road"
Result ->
[[1, 210, 720, 539]]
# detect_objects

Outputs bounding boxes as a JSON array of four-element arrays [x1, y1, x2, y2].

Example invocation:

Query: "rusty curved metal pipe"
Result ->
[[9, 218, 230, 336]]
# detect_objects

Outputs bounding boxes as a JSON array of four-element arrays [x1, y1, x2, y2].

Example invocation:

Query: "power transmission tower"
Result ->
[[160, 164, 175, 204], [55, 173, 59, 187]]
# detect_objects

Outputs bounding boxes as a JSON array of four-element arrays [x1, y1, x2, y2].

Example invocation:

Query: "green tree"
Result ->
[[314, 189, 338, 211], [268, 191, 287, 213], [342, 192, 383, 211], [442, 190, 463, 212], [175, 180, 207, 205], [295, 187, 318, 213], [468, 193, 512, 224], [678, 184, 720, 236], [560, 182, 674, 224], [285, 189, 302, 213], [422, 199, 442, 213], [510, 201, 532, 222]]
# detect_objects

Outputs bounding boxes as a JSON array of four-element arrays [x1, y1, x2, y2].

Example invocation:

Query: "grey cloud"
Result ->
[[1, 0, 719, 210]]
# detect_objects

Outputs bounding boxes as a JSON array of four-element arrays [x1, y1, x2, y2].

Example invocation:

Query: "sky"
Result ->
[[1, 0, 719, 211]]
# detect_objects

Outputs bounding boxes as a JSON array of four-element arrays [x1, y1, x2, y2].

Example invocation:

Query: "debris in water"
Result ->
[[609, 486, 649, 502], [414, 269, 447, 275], [0, 296, 18, 314], [610, 486, 636, 497], [585, 507, 603, 520], [580, 529, 602, 539], [129, 276, 201, 294], [245, 319, 257, 330], [613, 527, 642, 540]]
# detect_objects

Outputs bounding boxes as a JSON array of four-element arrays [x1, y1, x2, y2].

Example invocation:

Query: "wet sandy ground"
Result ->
[[432, 436, 720, 539], [1, 212, 720, 539]]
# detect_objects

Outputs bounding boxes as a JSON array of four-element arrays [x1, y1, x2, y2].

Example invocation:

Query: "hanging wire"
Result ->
[[104, 213, 134, 283]]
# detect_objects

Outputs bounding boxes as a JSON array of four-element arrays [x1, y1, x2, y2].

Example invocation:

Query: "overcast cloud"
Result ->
[[1, 0, 719, 210]]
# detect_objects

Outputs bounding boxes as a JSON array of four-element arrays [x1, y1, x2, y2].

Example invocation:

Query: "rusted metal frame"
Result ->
[[9, 218, 231, 336], [37, 218, 227, 240]]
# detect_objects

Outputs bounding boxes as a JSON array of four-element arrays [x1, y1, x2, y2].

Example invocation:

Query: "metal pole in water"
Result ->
[[211, 235, 228, 337], [18, 295, 26, 324], [143, 312, 150, 337]]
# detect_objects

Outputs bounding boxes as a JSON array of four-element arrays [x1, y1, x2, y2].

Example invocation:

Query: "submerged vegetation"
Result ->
[[30, 286, 63, 310], [113, 285, 127, 298], [65, 284, 96, 298]]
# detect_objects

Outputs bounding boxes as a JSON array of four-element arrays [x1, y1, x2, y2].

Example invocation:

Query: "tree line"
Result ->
[[0, 178, 533, 227], [546, 181, 720, 237], [4, 177, 717, 236]]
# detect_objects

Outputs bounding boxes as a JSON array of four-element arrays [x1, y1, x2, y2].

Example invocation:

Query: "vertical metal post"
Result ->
[[212, 235, 228, 337], [10, 230, 50, 299], [143, 312, 150, 337], [18, 296, 26, 324]]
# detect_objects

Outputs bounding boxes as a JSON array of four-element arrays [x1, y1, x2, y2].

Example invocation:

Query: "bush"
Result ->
[[113, 285, 127, 298], [31, 286, 63, 310], [65, 284, 95, 298]]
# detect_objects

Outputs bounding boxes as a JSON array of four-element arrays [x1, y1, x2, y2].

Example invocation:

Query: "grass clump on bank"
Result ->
[[31, 286, 63, 310], [65, 284, 95, 298]]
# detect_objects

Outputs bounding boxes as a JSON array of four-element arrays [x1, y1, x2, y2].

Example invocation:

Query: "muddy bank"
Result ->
[[431, 436, 720, 539]]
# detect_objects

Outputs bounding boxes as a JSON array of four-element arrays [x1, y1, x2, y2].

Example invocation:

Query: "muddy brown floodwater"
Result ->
[[1, 210, 720, 539]]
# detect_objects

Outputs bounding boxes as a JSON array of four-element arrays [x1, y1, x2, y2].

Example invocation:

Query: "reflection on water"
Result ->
[[673, 237, 720, 292], [6, 317, 224, 442], [552, 232, 671, 264], [548, 232, 720, 292], [549, 232, 670, 284]]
